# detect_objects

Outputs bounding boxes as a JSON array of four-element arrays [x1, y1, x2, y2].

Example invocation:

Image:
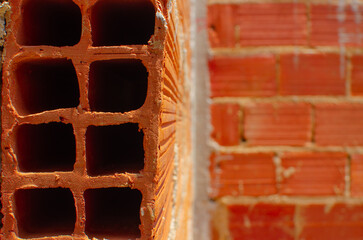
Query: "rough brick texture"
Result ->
[[280, 152, 346, 196], [315, 103, 363, 146], [211, 103, 240, 146], [244, 103, 312, 146], [228, 204, 295, 240], [1, 0, 192, 239], [351, 154, 363, 197], [209, 55, 276, 97], [280, 53, 346, 96], [351, 55, 363, 95], [311, 4, 363, 46], [208, 3, 307, 47], [210, 153, 276, 198]]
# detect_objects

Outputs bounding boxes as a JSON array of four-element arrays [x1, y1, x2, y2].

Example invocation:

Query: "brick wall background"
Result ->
[[208, 1, 363, 239]]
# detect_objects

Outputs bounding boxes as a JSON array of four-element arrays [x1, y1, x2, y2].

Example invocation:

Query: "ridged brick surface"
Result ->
[[280, 152, 346, 196], [1, 0, 191, 239], [209, 55, 276, 97], [280, 53, 346, 96], [211, 103, 240, 146], [210, 153, 276, 198], [244, 103, 312, 146], [315, 103, 363, 146], [208, 3, 307, 47]]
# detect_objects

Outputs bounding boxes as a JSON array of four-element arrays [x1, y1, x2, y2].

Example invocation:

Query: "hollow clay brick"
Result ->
[[1, 0, 192, 239]]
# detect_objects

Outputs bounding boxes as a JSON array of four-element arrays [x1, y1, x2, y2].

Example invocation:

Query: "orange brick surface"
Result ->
[[351, 55, 363, 95], [210, 153, 276, 198], [244, 103, 312, 146], [315, 103, 363, 146], [209, 55, 276, 97], [299, 204, 363, 239], [351, 154, 363, 197], [211, 103, 240, 146], [280, 54, 346, 96], [280, 152, 346, 195], [311, 4, 363, 46], [228, 204, 295, 240], [208, 3, 307, 47]]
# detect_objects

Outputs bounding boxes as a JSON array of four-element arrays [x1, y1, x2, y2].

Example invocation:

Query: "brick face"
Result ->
[[351, 154, 363, 197], [209, 55, 277, 97], [210, 153, 277, 198], [280, 152, 346, 195], [351, 55, 363, 95], [311, 4, 363, 46], [228, 204, 295, 240], [208, 3, 307, 47], [299, 204, 363, 239], [211, 103, 240, 146], [315, 103, 363, 146], [280, 54, 346, 96], [244, 103, 312, 146]]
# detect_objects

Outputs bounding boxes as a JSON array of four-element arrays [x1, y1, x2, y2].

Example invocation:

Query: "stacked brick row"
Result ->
[[209, 1, 363, 239], [1, 0, 191, 239]]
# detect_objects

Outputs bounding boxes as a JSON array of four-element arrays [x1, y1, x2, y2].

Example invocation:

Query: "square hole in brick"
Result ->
[[91, 0, 155, 46], [15, 188, 76, 238], [14, 59, 80, 115], [86, 124, 144, 176], [17, 0, 82, 46], [89, 59, 148, 113], [85, 188, 142, 239], [15, 123, 76, 172]]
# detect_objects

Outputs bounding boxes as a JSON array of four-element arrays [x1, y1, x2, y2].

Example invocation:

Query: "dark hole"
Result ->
[[91, 0, 155, 46], [15, 188, 76, 238], [15, 123, 76, 172], [86, 124, 144, 176], [14, 59, 80, 115], [85, 188, 142, 239], [89, 59, 148, 113], [17, 0, 82, 46]]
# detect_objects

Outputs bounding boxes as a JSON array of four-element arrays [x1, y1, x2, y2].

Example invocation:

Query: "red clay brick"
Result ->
[[315, 103, 363, 146], [351, 154, 363, 197], [244, 103, 312, 146], [351, 55, 363, 95], [208, 4, 235, 48], [228, 204, 295, 240], [210, 153, 277, 198], [211, 103, 240, 146], [208, 3, 307, 47], [299, 204, 363, 239], [311, 4, 363, 46], [280, 152, 346, 195], [209, 55, 277, 97], [280, 53, 346, 95]]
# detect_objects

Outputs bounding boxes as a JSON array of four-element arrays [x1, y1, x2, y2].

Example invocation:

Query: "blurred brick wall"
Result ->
[[208, 1, 363, 239]]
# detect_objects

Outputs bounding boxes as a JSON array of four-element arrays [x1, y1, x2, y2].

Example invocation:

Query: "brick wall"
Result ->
[[208, 1, 363, 239]]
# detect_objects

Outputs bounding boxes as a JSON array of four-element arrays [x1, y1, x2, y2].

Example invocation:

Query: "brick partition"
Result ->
[[1, 0, 192, 239], [209, 1, 363, 239]]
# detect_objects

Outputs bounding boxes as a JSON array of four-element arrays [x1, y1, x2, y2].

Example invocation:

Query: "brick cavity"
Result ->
[[84, 188, 142, 239], [91, 0, 156, 46], [15, 123, 76, 172], [15, 188, 76, 238], [17, 0, 82, 46], [89, 59, 148, 113], [14, 58, 80, 115], [86, 124, 144, 176]]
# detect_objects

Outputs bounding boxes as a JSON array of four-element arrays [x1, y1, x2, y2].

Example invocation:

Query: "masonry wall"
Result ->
[[208, 1, 363, 239]]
